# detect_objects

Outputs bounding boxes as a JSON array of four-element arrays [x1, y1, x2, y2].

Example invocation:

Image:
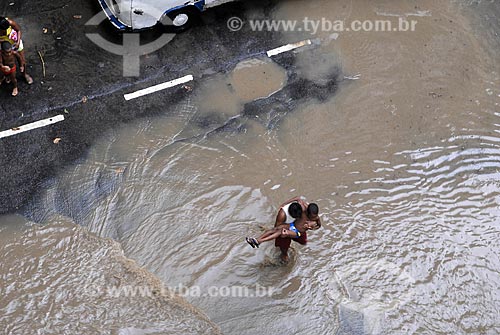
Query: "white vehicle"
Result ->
[[98, 0, 235, 31]]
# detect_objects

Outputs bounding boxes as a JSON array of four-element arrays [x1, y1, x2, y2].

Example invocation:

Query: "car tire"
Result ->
[[160, 7, 200, 33]]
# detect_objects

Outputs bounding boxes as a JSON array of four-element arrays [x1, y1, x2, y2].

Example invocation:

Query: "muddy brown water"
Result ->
[[1, 1, 500, 334]]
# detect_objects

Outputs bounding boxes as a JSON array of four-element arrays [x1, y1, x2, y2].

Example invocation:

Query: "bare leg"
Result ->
[[257, 227, 280, 240], [246, 225, 290, 248], [256, 228, 284, 244], [280, 251, 289, 263], [16, 50, 33, 84], [10, 73, 18, 96], [275, 235, 292, 263]]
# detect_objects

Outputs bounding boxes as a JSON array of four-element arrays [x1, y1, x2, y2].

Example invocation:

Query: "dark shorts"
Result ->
[[275, 231, 307, 253]]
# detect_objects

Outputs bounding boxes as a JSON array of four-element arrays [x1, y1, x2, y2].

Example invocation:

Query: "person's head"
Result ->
[[306, 203, 320, 221], [1, 41, 12, 55], [288, 202, 303, 219], [0, 17, 9, 34], [305, 221, 320, 230]]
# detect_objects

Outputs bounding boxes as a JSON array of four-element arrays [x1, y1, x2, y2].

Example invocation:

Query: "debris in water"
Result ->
[[344, 74, 361, 80], [53, 138, 61, 144]]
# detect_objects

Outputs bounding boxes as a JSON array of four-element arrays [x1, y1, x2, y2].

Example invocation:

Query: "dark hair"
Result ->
[[307, 203, 319, 216], [1, 41, 12, 51], [0, 17, 9, 30], [288, 202, 303, 219]]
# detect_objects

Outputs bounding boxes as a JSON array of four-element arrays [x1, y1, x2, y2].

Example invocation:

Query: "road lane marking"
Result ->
[[123, 41, 315, 101], [0, 114, 65, 139], [124, 75, 194, 101], [1, 40, 321, 141], [266, 39, 312, 57]]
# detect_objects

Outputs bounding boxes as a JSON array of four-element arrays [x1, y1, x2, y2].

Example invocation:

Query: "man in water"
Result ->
[[274, 196, 322, 262], [246, 202, 304, 248]]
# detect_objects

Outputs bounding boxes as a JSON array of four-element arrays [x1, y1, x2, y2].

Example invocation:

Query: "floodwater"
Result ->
[[0, 215, 220, 334], [1, 0, 500, 334]]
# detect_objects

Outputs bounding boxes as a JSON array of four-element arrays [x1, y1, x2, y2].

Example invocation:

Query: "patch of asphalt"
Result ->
[[0, 0, 340, 213]]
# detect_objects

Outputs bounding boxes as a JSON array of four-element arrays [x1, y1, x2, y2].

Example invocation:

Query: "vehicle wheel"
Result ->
[[159, 7, 200, 33]]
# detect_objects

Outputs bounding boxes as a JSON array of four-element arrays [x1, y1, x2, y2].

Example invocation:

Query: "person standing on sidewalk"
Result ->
[[0, 16, 33, 85], [1, 41, 19, 96]]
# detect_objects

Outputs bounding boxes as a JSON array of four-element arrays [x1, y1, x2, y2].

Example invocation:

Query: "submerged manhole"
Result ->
[[230, 58, 287, 103]]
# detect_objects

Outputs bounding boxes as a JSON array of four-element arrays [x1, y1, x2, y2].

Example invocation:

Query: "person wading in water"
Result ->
[[246, 196, 322, 262]]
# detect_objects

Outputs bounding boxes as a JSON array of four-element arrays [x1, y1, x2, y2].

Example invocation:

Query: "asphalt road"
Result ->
[[0, 0, 339, 213]]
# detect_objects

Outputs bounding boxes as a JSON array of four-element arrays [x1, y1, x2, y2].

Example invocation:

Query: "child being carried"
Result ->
[[246, 203, 314, 248]]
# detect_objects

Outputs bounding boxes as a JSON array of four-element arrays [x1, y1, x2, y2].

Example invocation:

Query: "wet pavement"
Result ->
[[0, 0, 299, 213]]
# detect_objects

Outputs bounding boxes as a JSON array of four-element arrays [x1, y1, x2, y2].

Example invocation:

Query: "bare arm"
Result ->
[[274, 209, 287, 227], [1, 56, 10, 71], [315, 216, 322, 228], [274, 210, 299, 238], [280, 227, 299, 239], [13, 52, 22, 65]]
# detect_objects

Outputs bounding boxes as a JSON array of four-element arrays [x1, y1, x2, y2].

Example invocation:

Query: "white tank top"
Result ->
[[281, 203, 297, 224]]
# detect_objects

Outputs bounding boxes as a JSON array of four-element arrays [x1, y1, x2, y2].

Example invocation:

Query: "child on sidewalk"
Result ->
[[0, 17, 33, 84], [1, 41, 18, 96]]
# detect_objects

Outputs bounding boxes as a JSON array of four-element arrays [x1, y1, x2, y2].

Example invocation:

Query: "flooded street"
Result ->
[[1, 0, 499, 334], [0, 215, 220, 334]]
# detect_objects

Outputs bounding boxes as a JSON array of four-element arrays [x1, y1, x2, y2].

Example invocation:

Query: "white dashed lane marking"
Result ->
[[1, 38, 320, 139], [0, 114, 65, 139], [124, 75, 194, 101], [266, 39, 312, 57]]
